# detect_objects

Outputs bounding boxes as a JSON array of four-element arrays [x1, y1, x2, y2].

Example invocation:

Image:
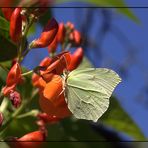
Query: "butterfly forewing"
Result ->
[[66, 68, 121, 122]]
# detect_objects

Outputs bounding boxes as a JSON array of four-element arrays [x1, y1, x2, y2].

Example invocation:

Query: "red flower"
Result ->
[[30, 18, 59, 48], [68, 47, 84, 71], [10, 130, 45, 148], [47, 36, 58, 53], [56, 22, 66, 43]]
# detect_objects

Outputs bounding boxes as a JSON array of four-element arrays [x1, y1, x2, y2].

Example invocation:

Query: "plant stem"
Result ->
[[16, 109, 39, 119], [21, 70, 33, 76], [0, 98, 9, 113], [18, 16, 35, 63]]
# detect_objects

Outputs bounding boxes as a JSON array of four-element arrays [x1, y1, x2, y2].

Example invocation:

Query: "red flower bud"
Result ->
[[66, 21, 74, 30], [6, 62, 21, 86], [68, 47, 84, 71], [72, 30, 82, 46], [57, 22, 65, 43], [10, 8, 22, 43], [1, 8, 13, 21], [30, 18, 59, 48], [2, 62, 22, 96], [18, 130, 45, 141], [10, 131, 45, 148], [9, 90, 21, 108]]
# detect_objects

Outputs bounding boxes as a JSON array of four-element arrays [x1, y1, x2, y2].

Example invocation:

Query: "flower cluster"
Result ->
[[0, 5, 84, 143]]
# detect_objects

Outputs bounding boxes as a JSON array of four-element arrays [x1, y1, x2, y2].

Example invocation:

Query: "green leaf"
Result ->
[[55, 0, 139, 23], [0, 16, 9, 31], [100, 96, 145, 140], [3, 116, 38, 139], [0, 14, 18, 62], [0, 16, 10, 38], [61, 118, 105, 141], [0, 34, 17, 62]]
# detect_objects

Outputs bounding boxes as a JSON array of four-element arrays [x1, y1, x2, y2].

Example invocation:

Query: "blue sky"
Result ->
[[22, 1, 148, 138]]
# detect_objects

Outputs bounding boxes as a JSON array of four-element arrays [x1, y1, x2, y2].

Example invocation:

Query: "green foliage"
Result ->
[[0, 34, 17, 61], [0, 17, 9, 30], [0, 15, 17, 62], [100, 96, 145, 140]]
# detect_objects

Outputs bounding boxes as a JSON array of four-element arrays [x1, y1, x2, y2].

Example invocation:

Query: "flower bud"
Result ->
[[10, 130, 45, 148], [6, 62, 21, 86], [18, 130, 45, 141], [72, 30, 82, 46], [30, 18, 58, 48], [10, 8, 22, 43], [9, 90, 21, 108], [66, 21, 74, 30], [2, 62, 22, 96], [68, 47, 84, 71]]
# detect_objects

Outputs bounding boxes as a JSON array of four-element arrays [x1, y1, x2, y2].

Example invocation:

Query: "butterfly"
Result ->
[[64, 68, 121, 122]]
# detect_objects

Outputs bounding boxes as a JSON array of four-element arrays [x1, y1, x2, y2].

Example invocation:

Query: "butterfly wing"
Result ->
[[66, 68, 121, 122]]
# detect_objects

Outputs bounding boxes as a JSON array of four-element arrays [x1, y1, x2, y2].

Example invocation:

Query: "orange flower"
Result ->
[[2, 62, 22, 96], [39, 75, 71, 118], [32, 57, 51, 89], [32, 52, 72, 118]]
